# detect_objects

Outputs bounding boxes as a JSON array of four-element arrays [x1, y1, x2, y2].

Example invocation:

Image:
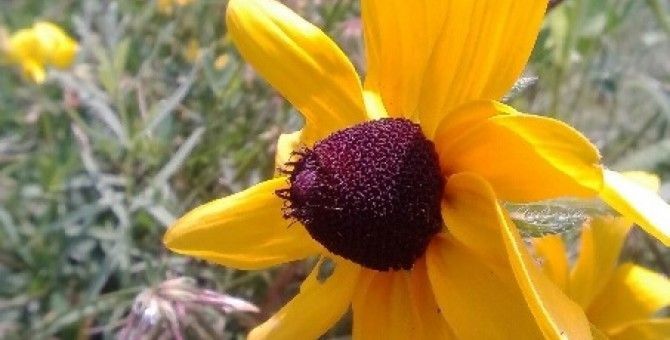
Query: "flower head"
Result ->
[[164, 0, 670, 338], [535, 173, 670, 339], [3, 21, 78, 83]]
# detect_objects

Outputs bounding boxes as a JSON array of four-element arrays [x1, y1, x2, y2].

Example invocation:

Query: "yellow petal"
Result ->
[[499, 213, 592, 340], [569, 217, 632, 308], [249, 259, 360, 340], [403, 258, 456, 339], [533, 235, 569, 291], [362, 89, 389, 120], [417, 0, 549, 136], [352, 270, 413, 340], [430, 100, 509, 144], [591, 325, 610, 340], [163, 178, 321, 270], [610, 319, 670, 340], [32, 22, 77, 68], [444, 172, 591, 339], [361, 0, 450, 118], [621, 171, 661, 192], [22, 60, 47, 83], [7, 28, 44, 64], [274, 130, 303, 173], [426, 234, 545, 339], [437, 102, 603, 201], [599, 169, 670, 246], [441, 172, 507, 266], [588, 263, 670, 333], [226, 0, 367, 145], [352, 259, 454, 340]]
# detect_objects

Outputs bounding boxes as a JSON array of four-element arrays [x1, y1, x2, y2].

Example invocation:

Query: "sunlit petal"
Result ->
[[533, 235, 569, 291], [249, 259, 360, 340], [163, 178, 321, 270], [417, 1, 548, 135], [436, 102, 603, 201], [426, 234, 545, 339], [611, 319, 670, 340], [443, 173, 591, 339], [352, 259, 454, 340], [274, 130, 303, 173], [226, 0, 367, 145], [599, 170, 670, 246], [361, 0, 449, 118], [569, 217, 632, 308], [588, 263, 670, 333]]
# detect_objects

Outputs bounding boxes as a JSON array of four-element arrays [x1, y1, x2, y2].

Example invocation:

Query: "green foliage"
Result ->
[[0, 0, 668, 338]]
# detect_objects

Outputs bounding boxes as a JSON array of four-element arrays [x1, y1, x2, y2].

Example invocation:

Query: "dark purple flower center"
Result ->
[[276, 118, 444, 271]]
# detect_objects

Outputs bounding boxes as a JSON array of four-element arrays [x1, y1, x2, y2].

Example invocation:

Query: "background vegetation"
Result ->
[[0, 0, 668, 338]]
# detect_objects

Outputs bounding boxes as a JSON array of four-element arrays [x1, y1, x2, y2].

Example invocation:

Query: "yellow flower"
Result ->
[[535, 173, 670, 339], [214, 54, 229, 70], [164, 0, 670, 338], [183, 38, 201, 63], [157, 0, 195, 15], [4, 21, 78, 83]]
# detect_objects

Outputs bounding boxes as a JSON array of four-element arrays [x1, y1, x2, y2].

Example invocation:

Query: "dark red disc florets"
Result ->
[[276, 118, 444, 271]]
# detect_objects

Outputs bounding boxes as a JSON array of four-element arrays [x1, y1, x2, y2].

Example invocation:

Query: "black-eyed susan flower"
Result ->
[[535, 173, 670, 339], [164, 0, 670, 338], [3, 21, 78, 83]]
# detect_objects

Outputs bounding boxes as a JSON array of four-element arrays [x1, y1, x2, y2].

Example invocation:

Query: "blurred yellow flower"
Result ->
[[183, 38, 201, 63], [536, 173, 670, 339], [4, 21, 78, 83], [157, 0, 195, 15], [214, 54, 229, 70], [164, 0, 670, 338]]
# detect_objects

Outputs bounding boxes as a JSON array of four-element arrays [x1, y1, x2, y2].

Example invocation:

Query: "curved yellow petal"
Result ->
[[249, 259, 360, 340], [499, 214, 592, 340], [599, 170, 670, 246], [163, 178, 321, 270], [610, 319, 670, 340], [431, 100, 510, 145], [569, 217, 632, 308], [226, 0, 367, 145], [534, 235, 569, 292], [417, 0, 549, 136], [426, 234, 545, 339], [588, 263, 670, 333], [441, 172, 507, 266], [352, 260, 454, 340], [437, 102, 603, 201], [443, 173, 591, 339]]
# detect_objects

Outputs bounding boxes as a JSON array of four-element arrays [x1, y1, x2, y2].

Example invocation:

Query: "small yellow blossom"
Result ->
[[214, 54, 229, 70], [157, 0, 195, 15], [4, 21, 78, 83], [183, 38, 201, 63]]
